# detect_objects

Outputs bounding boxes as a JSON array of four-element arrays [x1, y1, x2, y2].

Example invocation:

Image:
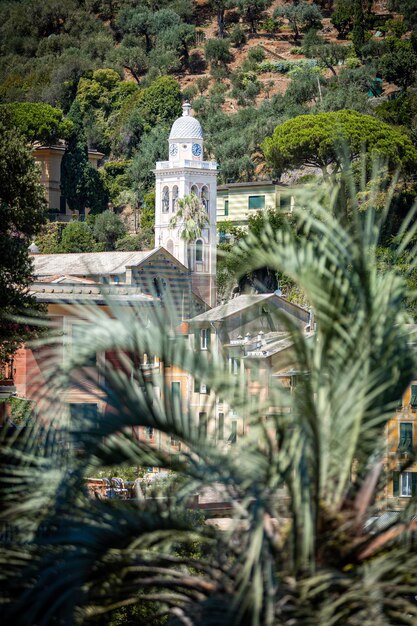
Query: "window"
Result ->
[[224, 200, 229, 217], [172, 186, 178, 212], [199, 412, 207, 438], [201, 186, 209, 210], [280, 195, 291, 211], [218, 413, 224, 440], [411, 384, 417, 409], [219, 230, 226, 243], [59, 195, 66, 214], [196, 239, 203, 263], [71, 323, 96, 367], [146, 426, 154, 439], [162, 186, 169, 213], [401, 472, 412, 496], [70, 403, 98, 429], [228, 356, 239, 375], [393, 471, 417, 496], [191, 184, 198, 197], [248, 195, 265, 210], [200, 328, 210, 350], [171, 382, 181, 407], [399, 423, 413, 452], [166, 239, 174, 255], [229, 420, 237, 444]]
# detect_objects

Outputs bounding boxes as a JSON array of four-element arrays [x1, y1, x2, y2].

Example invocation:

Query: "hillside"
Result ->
[[1, 0, 416, 222]]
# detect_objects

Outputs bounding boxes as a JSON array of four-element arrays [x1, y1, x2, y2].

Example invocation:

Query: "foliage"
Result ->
[[169, 193, 209, 241], [236, 0, 272, 34], [0, 119, 46, 363], [35, 222, 65, 254], [60, 221, 95, 253], [4, 180, 417, 625], [258, 59, 317, 74], [1, 102, 73, 144], [262, 109, 417, 178], [115, 230, 154, 251], [378, 38, 417, 91], [92, 210, 127, 251], [205, 38, 233, 68], [274, 2, 323, 40], [331, 0, 353, 38], [352, 0, 367, 57], [229, 24, 247, 47]]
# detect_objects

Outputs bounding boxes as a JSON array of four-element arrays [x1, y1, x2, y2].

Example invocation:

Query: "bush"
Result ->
[[93, 210, 127, 251], [60, 221, 95, 253], [258, 59, 317, 73], [205, 38, 233, 68], [229, 25, 247, 48], [247, 46, 265, 63]]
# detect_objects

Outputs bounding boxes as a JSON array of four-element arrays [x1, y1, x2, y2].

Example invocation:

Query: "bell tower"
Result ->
[[154, 102, 218, 308]]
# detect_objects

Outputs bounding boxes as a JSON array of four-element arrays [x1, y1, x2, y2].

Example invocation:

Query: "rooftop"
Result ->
[[189, 294, 274, 323], [169, 102, 203, 140], [32, 250, 154, 277]]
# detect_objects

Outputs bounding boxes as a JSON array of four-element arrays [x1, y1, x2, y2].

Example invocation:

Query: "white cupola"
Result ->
[[168, 101, 203, 163]]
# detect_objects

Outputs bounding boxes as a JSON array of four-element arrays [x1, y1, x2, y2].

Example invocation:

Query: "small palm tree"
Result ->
[[2, 175, 417, 625], [169, 193, 209, 242]]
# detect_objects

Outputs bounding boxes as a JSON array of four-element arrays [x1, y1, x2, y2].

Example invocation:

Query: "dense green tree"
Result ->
[[129, 125, 168, 193], [61, 101, 107, 216], [0, 120, 46, 363], [303, 30, 348, 76], [274, 2, 322, 40], [1, 102, 73, 144], [236, 0, 272, 34], [60, 220, 95, 252], [389, 0, 417, 32], [378, 39, 417, 91], [92, 210, 127, 251], [262, 109, 417, 178], [331, 0, 353, 38], [352, 0, 366, 57], [115, 230, 154, 251]]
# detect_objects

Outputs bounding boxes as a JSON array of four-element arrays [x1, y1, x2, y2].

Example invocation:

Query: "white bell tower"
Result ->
[[154, 102, 218, 308]]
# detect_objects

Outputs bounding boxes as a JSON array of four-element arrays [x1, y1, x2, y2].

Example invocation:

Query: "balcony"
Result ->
[[155, 160, 218, 171]]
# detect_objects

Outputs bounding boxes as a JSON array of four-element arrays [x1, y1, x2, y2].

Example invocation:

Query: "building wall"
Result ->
[[385, 380, 417, 510], [33, 145, 103, 221], [216, 183, 295, 229]]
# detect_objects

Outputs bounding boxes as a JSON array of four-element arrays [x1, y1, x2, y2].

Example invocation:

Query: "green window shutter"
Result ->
[[393, 471, 400, 496], [412, 473, 417, 496], [399, 423, 413, 452], [206, 329, 211, 348], [248, 195, 265, 210], [224, 200, 229, 216], [218, 413, 224, 440], [194, 376, 199, 393], [194, 329, 200, 350]]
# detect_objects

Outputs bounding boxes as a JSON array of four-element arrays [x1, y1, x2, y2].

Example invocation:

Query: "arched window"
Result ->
[[172, 185, 178, 212], [190, 184, 198, 197], [166, 239, 174, 255], [162, 186, 169, 213], [201, 186, 209, 211], [196, 239, 203, 263]]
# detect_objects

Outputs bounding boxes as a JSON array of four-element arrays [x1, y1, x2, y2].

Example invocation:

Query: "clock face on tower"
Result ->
[[169, 143, 178, 157], [192, 143, 202, 157]]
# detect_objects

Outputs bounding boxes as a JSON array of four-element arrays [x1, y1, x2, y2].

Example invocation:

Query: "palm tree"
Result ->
[[169, 193, 209, 242], [2, 176, 417, 626]]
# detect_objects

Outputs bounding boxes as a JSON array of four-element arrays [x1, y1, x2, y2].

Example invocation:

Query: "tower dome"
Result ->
[[169, 102, 203, 140]]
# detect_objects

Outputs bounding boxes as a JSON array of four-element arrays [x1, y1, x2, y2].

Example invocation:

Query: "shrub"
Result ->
[[247, 46, 265, 63], [229, 25, 247, 48]]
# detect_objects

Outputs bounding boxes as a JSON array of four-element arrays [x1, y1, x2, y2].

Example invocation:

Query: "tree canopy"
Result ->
[[262, 109, 417, 178], [0, 102, 73, 144]]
